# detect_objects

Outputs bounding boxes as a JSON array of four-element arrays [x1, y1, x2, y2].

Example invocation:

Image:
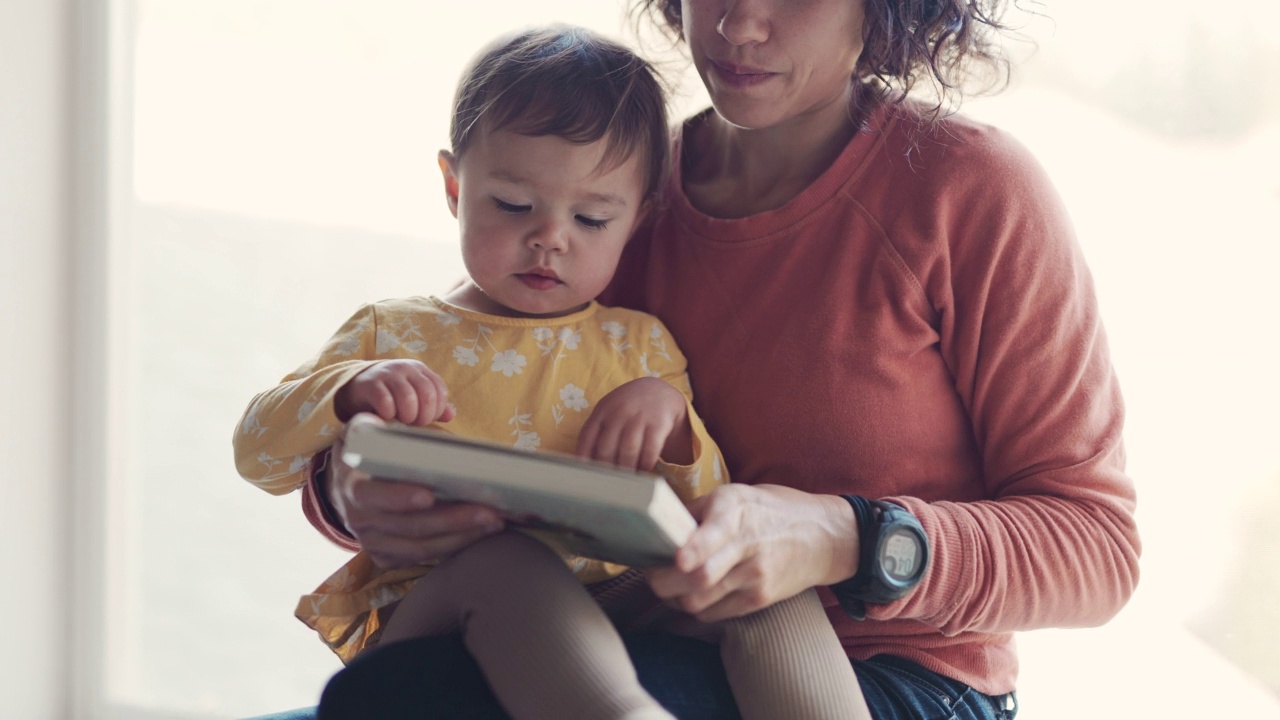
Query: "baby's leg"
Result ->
[[697, 589, 871, 720], [379, 531, 672, 720]]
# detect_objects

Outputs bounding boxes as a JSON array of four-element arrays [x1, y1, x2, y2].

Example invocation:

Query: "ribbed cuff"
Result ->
[[301, 448, 360, 552]]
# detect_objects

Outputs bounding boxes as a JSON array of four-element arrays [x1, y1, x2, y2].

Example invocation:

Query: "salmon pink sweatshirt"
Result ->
[[302, 100, 1140, 696]]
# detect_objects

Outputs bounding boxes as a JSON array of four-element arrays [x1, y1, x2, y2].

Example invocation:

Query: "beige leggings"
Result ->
[[379, 531, 870, 720]]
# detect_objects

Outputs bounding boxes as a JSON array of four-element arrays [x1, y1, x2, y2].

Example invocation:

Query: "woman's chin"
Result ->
[[708, 100, 784, 131], [707, 91, 826, 133]]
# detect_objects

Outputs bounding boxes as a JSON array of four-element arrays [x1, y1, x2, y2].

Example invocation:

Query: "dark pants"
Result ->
[[246, 633, 1018, 720]]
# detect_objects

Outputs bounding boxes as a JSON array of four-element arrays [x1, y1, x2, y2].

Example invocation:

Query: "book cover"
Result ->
[[341, 416, 697, 567]]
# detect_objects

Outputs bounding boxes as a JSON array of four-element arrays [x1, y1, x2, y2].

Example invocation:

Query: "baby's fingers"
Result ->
[[638, 423, 671, 471], [586, 420, 624, 466], [611, 421, 649, 470], [575, 419, 601, 460], [619, 423, 665, 471], [359, 381, 399, 422], [404, 367, 451, 426]]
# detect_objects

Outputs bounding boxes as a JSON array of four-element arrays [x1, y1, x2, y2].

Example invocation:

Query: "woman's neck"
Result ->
[[683, 84, 868, 219]]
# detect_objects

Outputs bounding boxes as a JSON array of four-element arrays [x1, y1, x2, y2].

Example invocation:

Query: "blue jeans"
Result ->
[[247, 634, 1017, 720]]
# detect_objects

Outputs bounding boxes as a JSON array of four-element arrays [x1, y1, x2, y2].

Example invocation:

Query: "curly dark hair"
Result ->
[[631, 0, 1026, 114]]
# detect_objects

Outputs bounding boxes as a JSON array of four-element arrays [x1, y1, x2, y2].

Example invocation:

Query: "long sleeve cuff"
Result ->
[[301, 449, 360, 553]]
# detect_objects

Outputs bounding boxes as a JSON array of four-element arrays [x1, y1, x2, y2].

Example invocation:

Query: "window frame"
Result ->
[[71, 0, 142, 717]]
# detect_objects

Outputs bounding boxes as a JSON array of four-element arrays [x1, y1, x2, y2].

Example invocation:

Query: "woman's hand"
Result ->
[[326, 413, 504, 569], [646, 484, 859, 622]]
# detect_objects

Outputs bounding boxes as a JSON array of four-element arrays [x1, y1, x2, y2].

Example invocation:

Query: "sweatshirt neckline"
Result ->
[[427, 296, 600, 327], [667, 101, 895, 243]]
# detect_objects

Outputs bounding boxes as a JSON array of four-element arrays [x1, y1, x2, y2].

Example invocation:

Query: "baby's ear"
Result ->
[[438, 150, 460, 218]]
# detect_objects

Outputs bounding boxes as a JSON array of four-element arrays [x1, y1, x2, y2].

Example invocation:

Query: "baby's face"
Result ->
[[440, 129, 648, 319]]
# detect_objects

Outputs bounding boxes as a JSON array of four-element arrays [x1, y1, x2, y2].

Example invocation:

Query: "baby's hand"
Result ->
[[335, 359, 455, 426], [576, 377, 692, 471]]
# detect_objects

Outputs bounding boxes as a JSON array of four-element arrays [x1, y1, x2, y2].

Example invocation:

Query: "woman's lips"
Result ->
[[711, 60, 775, 88]]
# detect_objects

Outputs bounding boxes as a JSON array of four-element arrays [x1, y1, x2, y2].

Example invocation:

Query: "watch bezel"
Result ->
[[869, 506, 928, 596]]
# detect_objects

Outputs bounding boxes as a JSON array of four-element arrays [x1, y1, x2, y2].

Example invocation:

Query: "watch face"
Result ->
[[880, 528, 922, 581]]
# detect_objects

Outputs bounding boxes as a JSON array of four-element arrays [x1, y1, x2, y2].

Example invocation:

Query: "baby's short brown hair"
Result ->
[[450, 25, 669, 199]]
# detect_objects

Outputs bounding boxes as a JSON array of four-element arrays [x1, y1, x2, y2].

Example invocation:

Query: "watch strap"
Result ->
[[831, 494, 877, 619]]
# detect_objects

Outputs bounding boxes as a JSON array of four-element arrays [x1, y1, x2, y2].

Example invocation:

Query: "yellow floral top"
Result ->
[[232, 296, 726, 662]]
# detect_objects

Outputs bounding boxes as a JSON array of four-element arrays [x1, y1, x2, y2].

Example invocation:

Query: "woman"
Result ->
[[296, 1, 1140, 717]]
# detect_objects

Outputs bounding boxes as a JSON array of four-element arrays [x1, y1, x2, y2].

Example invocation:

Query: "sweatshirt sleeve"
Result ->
[[300, 449, 360, 551], [232, 304, 385, 495], [874, 131, 1141, 634]]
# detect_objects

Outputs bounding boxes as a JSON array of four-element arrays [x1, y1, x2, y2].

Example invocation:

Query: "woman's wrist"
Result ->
[[821, 492, 861, 586]]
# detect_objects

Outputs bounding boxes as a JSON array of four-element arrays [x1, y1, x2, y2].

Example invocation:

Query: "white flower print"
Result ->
[[559, 384, 589, 412], [257, 452, 283, 474], [551, 383, 590, 425], [513, 431, 541, 451], [240, 403, 269, 439], [713, 453, 724, 482], [558, 327, 582, 350], [686, 465, 703, 491], [639, 353, 659, 378], [509, 409, 540, 449], [457, 325, 497, 365], [375, 328, 401, 353], [331, 318, 370, 357], [603, 320, 631, 353], [453, 346, 480, 366], [377, 318, 428, 354], [648, 324, 672, 361], [534, 325, 581, 361], [534, 327, 558, 356], [288, 455, 310, 474], [491, 349, 527, 377], [297, 400, 316, 422], [334, 336, 362, 357], [436, 311, 461, 327]]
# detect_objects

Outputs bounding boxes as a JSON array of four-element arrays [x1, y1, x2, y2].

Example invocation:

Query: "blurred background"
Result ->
[[2, 1, 1277, 717]]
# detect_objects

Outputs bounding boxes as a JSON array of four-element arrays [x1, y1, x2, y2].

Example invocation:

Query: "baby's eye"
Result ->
[[493, 198, 530, 214], [576, 215, 609, 231]]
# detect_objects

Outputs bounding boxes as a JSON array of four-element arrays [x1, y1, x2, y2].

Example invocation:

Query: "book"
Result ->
[[341, 416, 698, 567]]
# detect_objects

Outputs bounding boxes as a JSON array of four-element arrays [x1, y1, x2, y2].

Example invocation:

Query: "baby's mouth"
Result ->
[[516, 270, 563, 290]]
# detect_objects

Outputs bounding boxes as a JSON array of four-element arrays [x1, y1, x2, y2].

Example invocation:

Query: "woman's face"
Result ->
[[681, 0, 867, 130]]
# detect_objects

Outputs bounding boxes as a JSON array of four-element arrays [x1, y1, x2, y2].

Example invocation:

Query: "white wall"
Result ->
[[0, 1, 72, 718]]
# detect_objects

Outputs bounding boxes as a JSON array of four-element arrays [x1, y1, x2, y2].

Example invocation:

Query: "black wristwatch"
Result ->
[[829, 496, 929, 620]]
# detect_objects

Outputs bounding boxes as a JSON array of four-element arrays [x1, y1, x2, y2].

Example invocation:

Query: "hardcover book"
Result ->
[[341, 416, 697, 567]]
